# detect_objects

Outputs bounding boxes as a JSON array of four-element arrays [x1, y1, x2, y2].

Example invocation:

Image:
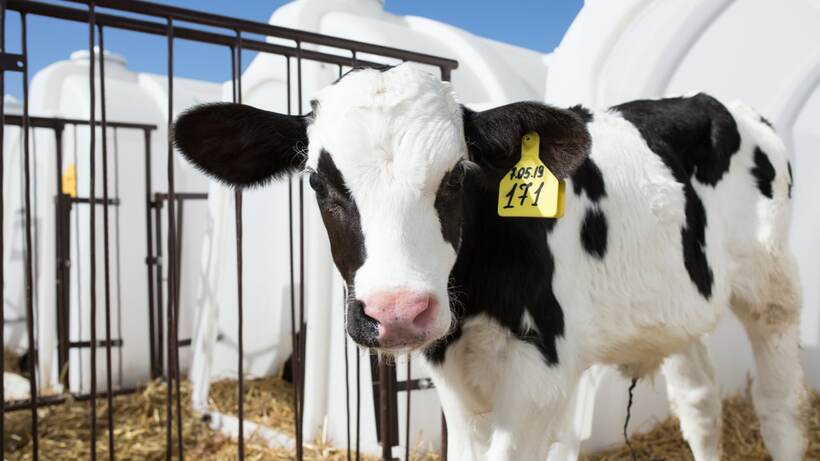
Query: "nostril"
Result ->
[[411, 297, 436, 330], [363, 291, 437, 332]]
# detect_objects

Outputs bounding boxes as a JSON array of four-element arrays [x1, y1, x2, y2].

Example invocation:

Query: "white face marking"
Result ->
[[306, 64, 467, 350]]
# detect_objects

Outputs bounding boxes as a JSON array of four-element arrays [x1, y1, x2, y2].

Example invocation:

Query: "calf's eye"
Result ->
[[308, 172, 325, 193]]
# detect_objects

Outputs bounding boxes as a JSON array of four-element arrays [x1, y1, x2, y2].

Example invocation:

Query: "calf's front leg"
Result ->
[[485, 341, 576, 461]]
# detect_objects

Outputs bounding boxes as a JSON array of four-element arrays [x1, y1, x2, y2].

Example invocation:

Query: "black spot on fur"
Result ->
[[425, 159, 564, 366], [681, 186, 713, 298], [571, 158, 606, 202], [615, 94, 733, 299], [787, 161, 793, 198], [434, 165, 467, 250], [751, 147, 775, 199], [173, 103, 308, 186], [759, 115, 774, 129], [314, 151, 366, 285], [568, 104, 594, 123], [614, 93, 741, 186], [580, 207, 608, 259]]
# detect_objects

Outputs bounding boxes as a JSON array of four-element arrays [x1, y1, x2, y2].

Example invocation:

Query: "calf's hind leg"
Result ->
[[731, 250, 806, 461], [662, 340, 722, 461]]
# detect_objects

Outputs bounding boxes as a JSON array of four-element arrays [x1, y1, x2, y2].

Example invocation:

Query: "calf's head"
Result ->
[[174, 64, 589, 353]]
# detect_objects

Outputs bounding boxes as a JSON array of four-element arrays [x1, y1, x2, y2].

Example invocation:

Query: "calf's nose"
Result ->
[[363, 290, 437, 347]]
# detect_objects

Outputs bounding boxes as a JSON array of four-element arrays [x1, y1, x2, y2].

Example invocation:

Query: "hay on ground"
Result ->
[[208, 375, 296, 437], [4, 347, 23, 374], [3, 375, 439, 460], [582, 386, 820, 461]]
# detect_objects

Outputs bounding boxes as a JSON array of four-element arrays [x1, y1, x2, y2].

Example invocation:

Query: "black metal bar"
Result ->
[[378, 358, 393, 461], [370, 354, 399, 460], [71, 196, 120, 205], [174, 198, 183, 313], [87, 3, 98, 459], [285, 53, 303, 461], [20, 11, 40, 461], [56, 193, 72, 387], [68, 339, 124, 348], [165, 16, 184, 461], [0, 0, 6, 451], [3, 113, 157, 130], [98, 25, 117, 459], [296, 41, 309, 461], [143, 129, 158, 379], [5, 0, 436, 72], [153, 196, 164, 378], [344, 289, 351, 461], [0, 51, 24, 71], [3, 387, 138, 412], [113, 127, 125, 387], [235, 186, 245, 459], [153, 192, 207, 201], [164, 16, 175, 461], [231, 32, 246, 460], [405, 358, 411, 461], [54, 126, 72, 389], [56, 0, 458, 70]]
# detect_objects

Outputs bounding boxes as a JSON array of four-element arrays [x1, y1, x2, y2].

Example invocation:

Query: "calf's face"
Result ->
[[173, 64, 589, 353]]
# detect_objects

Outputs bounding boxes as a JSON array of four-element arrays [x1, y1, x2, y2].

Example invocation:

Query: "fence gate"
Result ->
[[0, 0, 458, 460]]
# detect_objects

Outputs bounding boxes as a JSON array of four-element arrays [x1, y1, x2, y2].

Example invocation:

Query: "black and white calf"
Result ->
[[174, 65, 806, 461]]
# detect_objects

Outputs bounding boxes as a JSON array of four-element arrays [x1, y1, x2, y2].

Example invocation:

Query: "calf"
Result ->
[[173, 65, 805, 461]]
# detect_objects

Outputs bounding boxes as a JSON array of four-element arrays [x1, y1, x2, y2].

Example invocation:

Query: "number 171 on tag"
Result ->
[[497, 132, 566, 218]]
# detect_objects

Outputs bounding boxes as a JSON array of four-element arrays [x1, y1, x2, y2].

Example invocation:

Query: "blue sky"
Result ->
[[3, 0, 582, 100]]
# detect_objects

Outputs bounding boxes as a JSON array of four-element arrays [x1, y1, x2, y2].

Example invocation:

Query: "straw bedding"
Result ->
[[3, 375, 438, 460], [4, 347, 23, 374], [583, 385, 820, 461], [4, 363, 816, 460]]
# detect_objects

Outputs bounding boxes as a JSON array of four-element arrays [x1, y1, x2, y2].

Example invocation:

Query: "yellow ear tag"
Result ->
[[498, 132, 565, 218], [62, 164, 77, 198]]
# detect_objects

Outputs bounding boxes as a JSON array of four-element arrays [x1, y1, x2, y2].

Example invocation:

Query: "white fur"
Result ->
[[306, 65, 464, 347], [306, 65, 805, 460]]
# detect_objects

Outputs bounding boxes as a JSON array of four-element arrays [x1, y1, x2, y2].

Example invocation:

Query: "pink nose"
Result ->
[[363, 290, 437, 347]]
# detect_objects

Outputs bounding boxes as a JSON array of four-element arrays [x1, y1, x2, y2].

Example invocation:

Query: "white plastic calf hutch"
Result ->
[[3, 48, 222, 394]]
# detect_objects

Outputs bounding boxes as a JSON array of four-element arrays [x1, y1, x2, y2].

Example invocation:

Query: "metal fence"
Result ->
[[0, 0, 459, 459]]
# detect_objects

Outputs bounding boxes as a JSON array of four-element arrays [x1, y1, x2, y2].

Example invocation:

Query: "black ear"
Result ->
[[462, 102, 590, 179], [173, 103, 308, 186]]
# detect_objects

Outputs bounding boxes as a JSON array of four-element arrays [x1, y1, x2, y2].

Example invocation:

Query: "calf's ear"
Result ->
[[173, 103, 308, 187], [462, 102, 590, 179]]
